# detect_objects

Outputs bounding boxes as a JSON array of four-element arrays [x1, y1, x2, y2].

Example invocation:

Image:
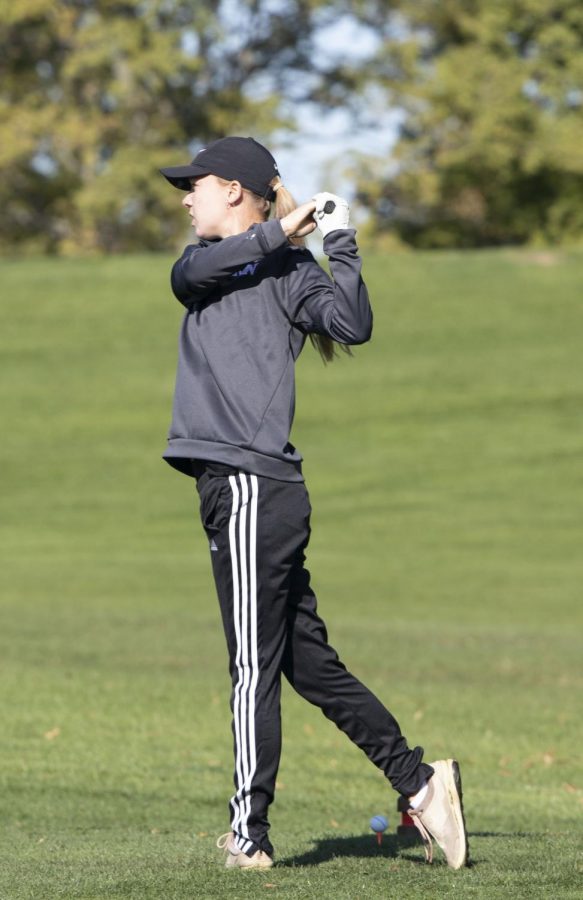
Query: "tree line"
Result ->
[[1, 0, 582, 253]]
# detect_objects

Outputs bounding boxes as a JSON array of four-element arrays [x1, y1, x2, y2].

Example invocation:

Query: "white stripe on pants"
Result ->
[[227, 473, 259, 854]]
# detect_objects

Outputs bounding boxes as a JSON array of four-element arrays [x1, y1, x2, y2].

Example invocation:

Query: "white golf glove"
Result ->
[[312, 192, 350, 238]]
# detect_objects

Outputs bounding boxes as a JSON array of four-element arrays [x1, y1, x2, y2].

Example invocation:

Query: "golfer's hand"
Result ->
[[312, 192, 350, 238], [280, 200, 317, 239]]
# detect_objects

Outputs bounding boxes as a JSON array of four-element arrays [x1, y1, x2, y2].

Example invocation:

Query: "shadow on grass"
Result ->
[[280, 831, 535, 868], [280, 834, 405, 867], [469, 832, 536, 838]]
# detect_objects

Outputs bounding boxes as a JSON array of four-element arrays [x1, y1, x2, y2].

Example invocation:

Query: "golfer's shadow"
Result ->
[[280, 833, 404, 867], [280, 833, 486, 868]]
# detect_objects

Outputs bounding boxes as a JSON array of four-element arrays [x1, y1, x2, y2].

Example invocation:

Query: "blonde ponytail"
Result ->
[[272, 181, 304, 248], [267, 177, 352, 364]]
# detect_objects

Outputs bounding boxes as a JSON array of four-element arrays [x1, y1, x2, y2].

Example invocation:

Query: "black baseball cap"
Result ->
[[159, 136, 280, 201]]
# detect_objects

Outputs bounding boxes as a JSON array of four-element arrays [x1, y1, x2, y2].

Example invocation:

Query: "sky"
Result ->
[[273, 103, 404, 205], [244, 12, 404, 204]]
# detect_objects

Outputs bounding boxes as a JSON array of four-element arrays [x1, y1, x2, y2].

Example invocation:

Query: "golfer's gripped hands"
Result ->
[[312, 192, 350, 237], [280, 200, 317, 239]]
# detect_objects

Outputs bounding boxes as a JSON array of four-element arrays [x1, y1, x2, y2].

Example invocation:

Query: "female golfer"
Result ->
[[159, 136, 468, 870]]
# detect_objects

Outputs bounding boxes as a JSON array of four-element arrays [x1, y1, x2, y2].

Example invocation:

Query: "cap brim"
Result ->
[[159, 163, 212, 191]]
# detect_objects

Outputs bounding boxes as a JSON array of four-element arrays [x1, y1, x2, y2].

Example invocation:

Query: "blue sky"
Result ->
[[238, 11, 404, 204], [273, 102, 404, 205]]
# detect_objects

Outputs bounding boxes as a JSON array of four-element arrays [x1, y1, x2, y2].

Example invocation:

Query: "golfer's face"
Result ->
[[183, 175, 226, 239]]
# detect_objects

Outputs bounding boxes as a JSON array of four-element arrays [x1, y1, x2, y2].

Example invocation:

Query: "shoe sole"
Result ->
[[440, 758, 470, 869], [225, 854, 274, 870], [226, 860, 274, 870]]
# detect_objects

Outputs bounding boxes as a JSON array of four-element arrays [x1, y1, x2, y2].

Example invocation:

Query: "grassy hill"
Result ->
[[0, 247, 581, 898]]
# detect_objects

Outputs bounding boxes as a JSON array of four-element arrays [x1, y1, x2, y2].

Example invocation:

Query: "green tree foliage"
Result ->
[[4, 1, 581, 253], [354, 0, 583, 247], [0, 0, 331, 254]]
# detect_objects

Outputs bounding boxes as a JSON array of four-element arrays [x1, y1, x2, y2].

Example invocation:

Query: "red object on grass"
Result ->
[[396, 795, 422, 844]]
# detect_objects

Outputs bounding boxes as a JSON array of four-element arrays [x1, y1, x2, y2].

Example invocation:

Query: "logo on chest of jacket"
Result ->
[[232, 261, 260, 279]]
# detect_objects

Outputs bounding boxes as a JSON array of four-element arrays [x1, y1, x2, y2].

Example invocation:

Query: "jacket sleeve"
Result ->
[[170, 218, 289, 307], [287, 229, 373, 345]]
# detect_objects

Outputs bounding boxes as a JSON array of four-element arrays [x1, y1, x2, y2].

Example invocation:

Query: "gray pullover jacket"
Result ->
[[163, 217, 372, 481]]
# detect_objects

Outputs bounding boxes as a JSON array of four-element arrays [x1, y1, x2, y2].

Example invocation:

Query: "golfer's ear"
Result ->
[[227, 181, 244, 204]]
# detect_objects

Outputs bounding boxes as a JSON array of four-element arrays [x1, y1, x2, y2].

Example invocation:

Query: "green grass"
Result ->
[[1, 246, 582, 898]]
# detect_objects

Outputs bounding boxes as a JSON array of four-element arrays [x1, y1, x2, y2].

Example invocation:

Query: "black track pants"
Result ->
[[194, 463, 433, 857]]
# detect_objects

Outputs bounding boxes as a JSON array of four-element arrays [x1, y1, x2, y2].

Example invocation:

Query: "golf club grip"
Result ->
[[323, 200, 336, 214]]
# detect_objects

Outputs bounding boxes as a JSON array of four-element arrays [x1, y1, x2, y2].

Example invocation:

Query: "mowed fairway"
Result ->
[[1, 247, 582, 899]]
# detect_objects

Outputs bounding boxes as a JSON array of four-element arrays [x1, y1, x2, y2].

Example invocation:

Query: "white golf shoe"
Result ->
[[216, 832, 274, 869], [407, 759, 469, 869]]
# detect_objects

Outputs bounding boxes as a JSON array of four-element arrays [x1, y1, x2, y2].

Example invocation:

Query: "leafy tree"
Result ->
[[353, 0, 583, 247], [0, 0, 334, 254], [4, 0, 580, 252]]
